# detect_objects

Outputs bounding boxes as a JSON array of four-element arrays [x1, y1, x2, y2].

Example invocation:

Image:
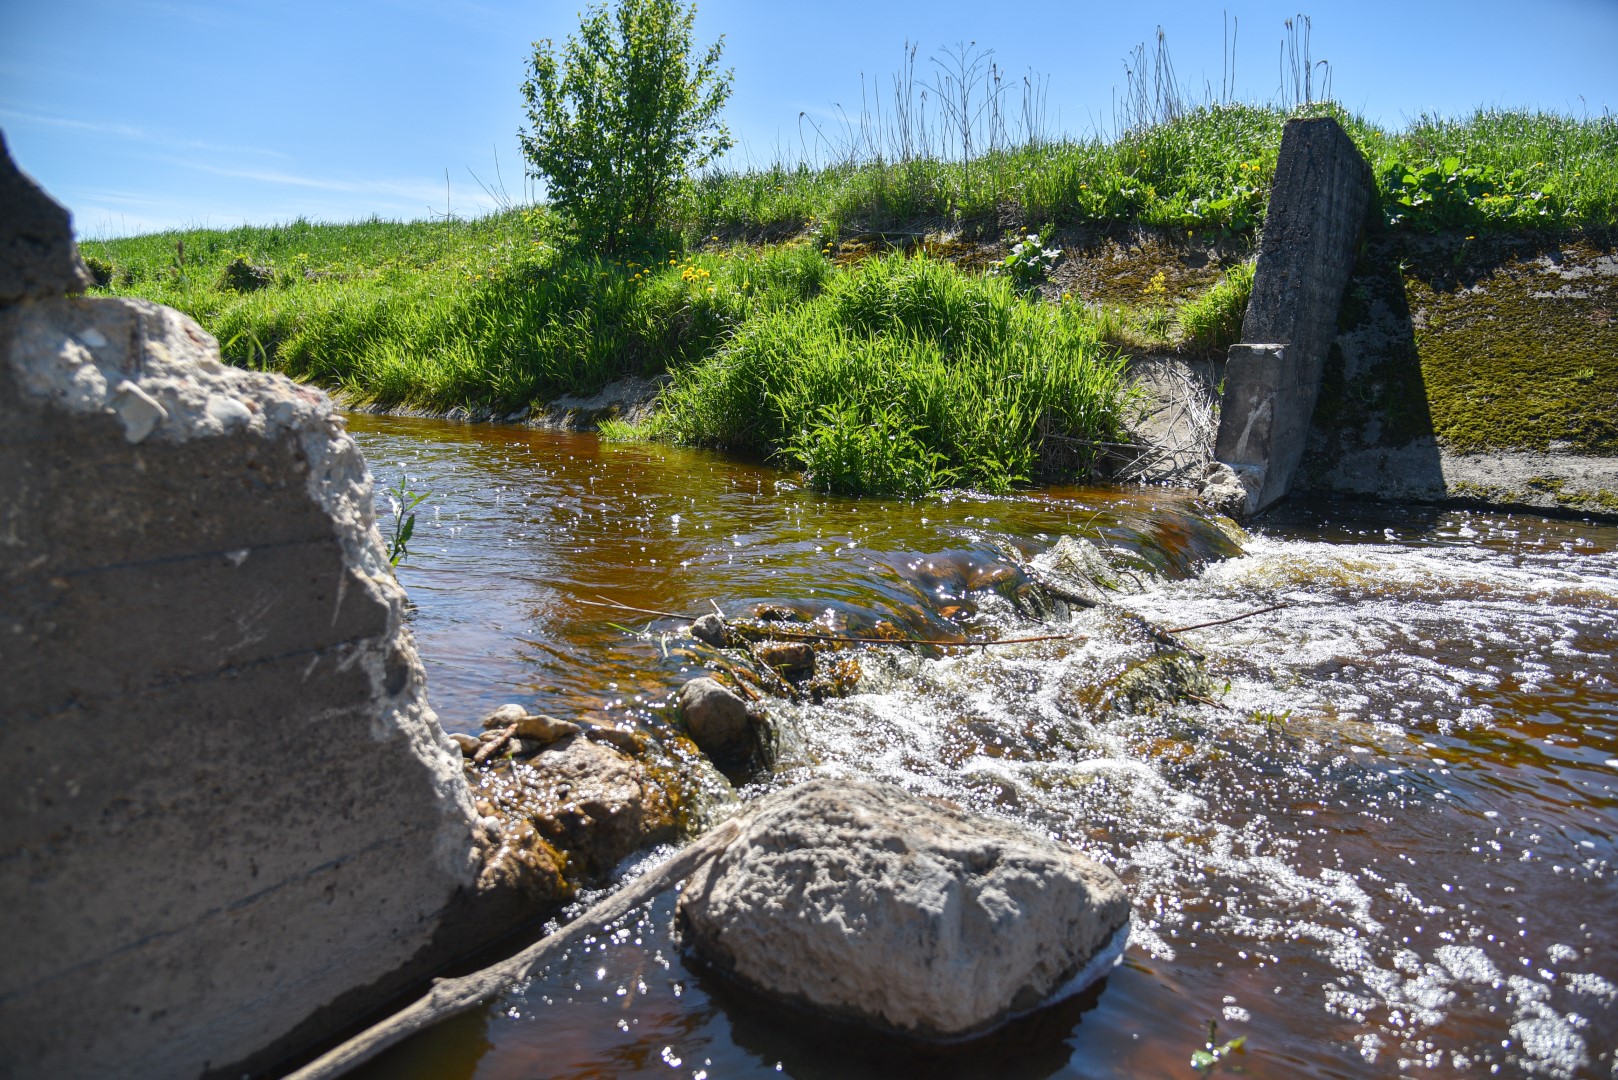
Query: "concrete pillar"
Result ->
[[1207, 116, 1373, 516], [0, 135, 483, 1079]]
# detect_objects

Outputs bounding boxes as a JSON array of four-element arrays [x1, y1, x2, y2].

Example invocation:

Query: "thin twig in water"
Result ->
[[709, 662, 763, 700], [1166, 604, 1289, 634], [744, 627, 1076, 649], [579, 596, 701, 620], [284, 820, 745, 1080]]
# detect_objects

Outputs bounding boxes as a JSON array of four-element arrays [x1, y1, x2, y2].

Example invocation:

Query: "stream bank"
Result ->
[[334, 218, 1618, 521]]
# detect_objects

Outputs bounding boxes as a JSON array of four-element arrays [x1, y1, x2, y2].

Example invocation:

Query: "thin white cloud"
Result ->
[[173, 158, 500, 212], [67, 187, 168, 208], [0, 107, 289, 158]]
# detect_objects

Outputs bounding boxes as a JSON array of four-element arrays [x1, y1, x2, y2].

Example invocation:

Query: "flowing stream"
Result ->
[[345, 414, 1616, 1079]]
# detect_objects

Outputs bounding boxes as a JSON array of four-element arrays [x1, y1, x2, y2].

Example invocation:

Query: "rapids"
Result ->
[[347, 414, 1616, 1079]]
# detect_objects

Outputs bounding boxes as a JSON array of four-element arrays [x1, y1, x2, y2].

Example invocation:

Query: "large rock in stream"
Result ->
[[677, 778, 1131, 1038], [0, 140, 488, 1079]]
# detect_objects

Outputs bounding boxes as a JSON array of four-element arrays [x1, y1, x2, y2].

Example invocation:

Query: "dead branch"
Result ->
[[1165, 604, 1289, 634], [285, 818, 744, 1080]]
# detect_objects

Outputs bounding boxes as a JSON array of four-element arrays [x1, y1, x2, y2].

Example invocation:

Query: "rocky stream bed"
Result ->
[[345, 413, 1616, 1079]]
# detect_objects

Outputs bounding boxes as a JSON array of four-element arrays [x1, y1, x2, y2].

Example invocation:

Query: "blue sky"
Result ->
[[3, 0, 1615, 237]]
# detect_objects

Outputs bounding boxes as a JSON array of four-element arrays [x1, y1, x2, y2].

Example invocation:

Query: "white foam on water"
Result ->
[[761, 518, 1618, 1073]]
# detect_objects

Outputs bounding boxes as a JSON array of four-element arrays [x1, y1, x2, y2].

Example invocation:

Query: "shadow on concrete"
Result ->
[[1295, 237, 1446, 503]]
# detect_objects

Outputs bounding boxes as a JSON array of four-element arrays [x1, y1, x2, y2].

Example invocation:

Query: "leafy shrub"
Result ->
[[642, 254, 1129, 495], [993, 229, 1061, 291], [1178, 260, 1255, 355], [219, 254, 275, 292], [81, 253, 115, 288], [1379, 156, 1552, 230], [519, 0, 733, 252]]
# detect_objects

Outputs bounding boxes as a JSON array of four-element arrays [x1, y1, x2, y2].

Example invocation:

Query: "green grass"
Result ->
[[77, 104, 1616, 494], [684, 105, 1618, 238], [81, 211, 831, 411], [623, 254, 1130, 495], [1177, 260, 1256, 356]]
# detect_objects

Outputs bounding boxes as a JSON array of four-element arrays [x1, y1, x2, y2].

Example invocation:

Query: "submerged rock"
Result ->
[[690, 612, 730, 647], [677, 677, 757, 757], [753, 640, 815, 675], [677, 777, 1131, 1039]]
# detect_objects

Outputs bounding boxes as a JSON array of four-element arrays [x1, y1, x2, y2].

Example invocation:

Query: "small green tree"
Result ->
[[519, 0, 733, 252]]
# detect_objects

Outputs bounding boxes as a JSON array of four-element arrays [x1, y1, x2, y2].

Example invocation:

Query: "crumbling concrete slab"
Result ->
[[0, 132, 92, 303], [1209, 117, 1373, 516], [0, 291, 484, 1079]]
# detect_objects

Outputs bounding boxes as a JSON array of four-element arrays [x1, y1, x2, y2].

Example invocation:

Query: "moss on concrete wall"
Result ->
[[1403, 231, 1616, 454], [1296, 227, 1617, 514]]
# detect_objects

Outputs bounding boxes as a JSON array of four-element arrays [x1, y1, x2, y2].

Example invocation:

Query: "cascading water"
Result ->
[[347, 414, 1616, 1079]]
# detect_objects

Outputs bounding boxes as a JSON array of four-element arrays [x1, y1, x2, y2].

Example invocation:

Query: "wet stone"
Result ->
[[677, 777, 1131, 1039], [582, 720, 643, 755], [474, 735, 679, 897], [513, 714, 581, 743], [753, 640, 815, 675], [479, 703, 581, 744], [678, 677, 756, 757], [690, 613, 729, 647], [480, 703, 529, 728]]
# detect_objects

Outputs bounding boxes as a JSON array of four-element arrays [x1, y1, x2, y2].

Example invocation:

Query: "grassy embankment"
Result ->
[[81, 106, 1618, 493]]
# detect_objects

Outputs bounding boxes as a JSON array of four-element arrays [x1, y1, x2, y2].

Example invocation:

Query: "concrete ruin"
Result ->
[[0, 137, 486, 1078], [1205, 117, 1374, 517]]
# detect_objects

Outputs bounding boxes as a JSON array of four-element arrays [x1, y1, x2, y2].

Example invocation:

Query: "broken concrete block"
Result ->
[[0, 292, 483, 1079], [0, 130, 93, 302], [1211, 117, 1373, 515]]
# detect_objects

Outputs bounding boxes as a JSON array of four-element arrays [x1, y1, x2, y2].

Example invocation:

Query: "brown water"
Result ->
[[347, 415, 1617, 1079]]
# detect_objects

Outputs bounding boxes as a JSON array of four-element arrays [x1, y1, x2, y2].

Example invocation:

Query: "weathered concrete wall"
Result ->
[[1067, 223, 1618, 518], [1299, 229, 1618, 515], [1209, 117, 1373, 516], [0, 144, 485, 1079]]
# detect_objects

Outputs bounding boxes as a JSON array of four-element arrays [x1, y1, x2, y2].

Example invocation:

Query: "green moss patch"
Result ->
[[1404, 230, 1617, 454]]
